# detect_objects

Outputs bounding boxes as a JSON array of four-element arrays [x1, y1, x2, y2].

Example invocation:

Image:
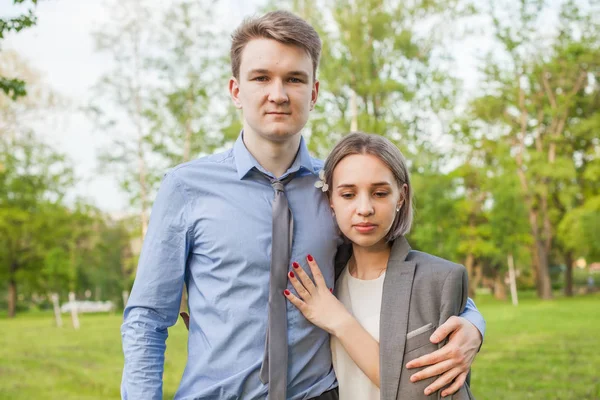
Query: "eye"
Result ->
[[374, 191, 389, 198], [288, 77, 304, 83], [340, 192, 355, 199], [253, 76, 268, 82]]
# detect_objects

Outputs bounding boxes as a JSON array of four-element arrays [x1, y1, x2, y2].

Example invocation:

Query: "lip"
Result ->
[[266, 112, 291, 115], [353, 223, 377, 233]]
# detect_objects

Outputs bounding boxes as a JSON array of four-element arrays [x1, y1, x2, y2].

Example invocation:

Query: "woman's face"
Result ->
[[329, 153, 405, 251]]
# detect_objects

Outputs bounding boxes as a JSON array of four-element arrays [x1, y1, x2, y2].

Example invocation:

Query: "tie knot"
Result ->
[[271, 181, 285, 192]]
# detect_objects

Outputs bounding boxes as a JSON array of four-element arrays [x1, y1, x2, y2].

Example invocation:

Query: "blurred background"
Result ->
[[0, 0, 598, 399]]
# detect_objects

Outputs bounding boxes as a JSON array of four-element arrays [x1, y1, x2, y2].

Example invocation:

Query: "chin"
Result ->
[[264, 127, 301, 141], [346, 234, 384, 249]]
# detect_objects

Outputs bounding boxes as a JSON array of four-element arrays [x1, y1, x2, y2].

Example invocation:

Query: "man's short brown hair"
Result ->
[[230, 10, 322, 80]]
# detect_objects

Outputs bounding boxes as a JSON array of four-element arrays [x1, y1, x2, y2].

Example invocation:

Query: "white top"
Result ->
[[331, 265, 386, 400]]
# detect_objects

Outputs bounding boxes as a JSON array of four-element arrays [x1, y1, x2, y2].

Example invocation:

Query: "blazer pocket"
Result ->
[[405, 323, 436, 353]]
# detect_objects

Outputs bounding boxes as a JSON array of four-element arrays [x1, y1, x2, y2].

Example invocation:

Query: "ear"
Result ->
[[310, 80, 320, 111], [229, 77, 243, 109], [397, 183, 409, 208]]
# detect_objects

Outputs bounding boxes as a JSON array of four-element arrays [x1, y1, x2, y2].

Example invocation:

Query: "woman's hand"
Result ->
[[284, 254, 353, 336]]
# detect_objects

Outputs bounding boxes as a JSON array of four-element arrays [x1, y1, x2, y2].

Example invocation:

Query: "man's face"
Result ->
[[229, 38, 319, 144]]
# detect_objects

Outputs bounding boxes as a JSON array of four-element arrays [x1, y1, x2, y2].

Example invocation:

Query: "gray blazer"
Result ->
[[334, 236, 475, 400]]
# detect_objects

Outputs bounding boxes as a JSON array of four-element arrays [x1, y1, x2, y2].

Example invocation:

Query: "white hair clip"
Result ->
[[314, 170, 329, 192]]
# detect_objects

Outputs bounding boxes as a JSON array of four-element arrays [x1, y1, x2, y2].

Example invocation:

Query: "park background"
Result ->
[[1, 0, 599, 399]]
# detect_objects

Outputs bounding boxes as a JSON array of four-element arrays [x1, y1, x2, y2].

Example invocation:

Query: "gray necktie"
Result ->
[[260, 173, 294, 400]]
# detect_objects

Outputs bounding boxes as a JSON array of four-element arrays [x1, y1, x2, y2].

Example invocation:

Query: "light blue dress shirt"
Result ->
[[121, 134, 486, 400]]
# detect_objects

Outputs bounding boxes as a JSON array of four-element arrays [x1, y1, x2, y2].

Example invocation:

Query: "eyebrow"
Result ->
[[336, 182, 392, 189], [247, 69, 310, 79]]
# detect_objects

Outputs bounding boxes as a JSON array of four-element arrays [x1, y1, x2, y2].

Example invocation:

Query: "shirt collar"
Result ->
[[233, 131, 318, 180]]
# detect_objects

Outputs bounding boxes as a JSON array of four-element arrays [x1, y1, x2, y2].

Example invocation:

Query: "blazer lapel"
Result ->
[[334, 243, 353, 281], [379, 237, 416, 400]]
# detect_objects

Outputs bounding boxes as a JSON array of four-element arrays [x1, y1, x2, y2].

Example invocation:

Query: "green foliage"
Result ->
[[409, 171, 462, 260], [558, 196, 600, 261], [270, 0, 467, 158], [144, 0, 234, 166], [0, 0, 39, 99], [0, 130, 135, 316], [0, 76, 26, 100], [460, 0, 600, 297]]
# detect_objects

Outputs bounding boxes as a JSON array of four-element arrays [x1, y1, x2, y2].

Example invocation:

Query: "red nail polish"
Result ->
[[329, 288, 333, 293], [284, 289, 290, 296], [307, 254, 313, 262], [292, 262, 300, 269], [289, 271, 295, 278]]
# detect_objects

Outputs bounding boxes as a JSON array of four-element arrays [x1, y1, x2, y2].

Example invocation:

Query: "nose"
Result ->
[[356, 194, 374, 217], [268, 79, 289, 104]]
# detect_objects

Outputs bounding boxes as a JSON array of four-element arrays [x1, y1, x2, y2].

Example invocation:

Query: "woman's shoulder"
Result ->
[[406, 250, 466, 277]]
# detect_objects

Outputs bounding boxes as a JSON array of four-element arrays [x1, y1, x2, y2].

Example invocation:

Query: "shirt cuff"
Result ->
[[460, 297, 486, 340]]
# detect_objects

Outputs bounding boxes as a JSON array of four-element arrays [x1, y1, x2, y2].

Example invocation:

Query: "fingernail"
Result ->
[[410, 375, 416, 382], [289, 271, 295, 278], [329, 288, 333, 293], [284, 289, 290, 296], [425, 389, 431, 395], [292, 262, 300, 269], [307, 254, 313, 262]]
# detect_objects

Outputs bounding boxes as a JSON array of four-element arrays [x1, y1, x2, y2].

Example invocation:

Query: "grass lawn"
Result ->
[[1, 292, 599, 399]]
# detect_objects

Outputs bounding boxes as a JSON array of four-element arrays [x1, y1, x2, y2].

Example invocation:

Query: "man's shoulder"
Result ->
[[167, 148, 235, 180]]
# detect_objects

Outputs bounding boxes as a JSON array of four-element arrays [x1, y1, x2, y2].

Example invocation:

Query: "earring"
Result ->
[[396, 206, 400, 212]]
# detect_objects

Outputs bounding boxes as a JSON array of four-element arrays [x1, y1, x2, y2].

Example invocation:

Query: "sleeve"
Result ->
[[460, 297, 486, 340], [438, 267, 469, 327], [443, 265, 486, 341], [120, 172, 191, 400]]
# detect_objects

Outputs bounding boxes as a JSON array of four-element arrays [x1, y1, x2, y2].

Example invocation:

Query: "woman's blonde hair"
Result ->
[[324, 132, 413, 241]]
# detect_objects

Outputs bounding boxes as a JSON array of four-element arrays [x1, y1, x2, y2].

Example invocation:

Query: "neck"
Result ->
[[349, 241, 392, 280], [243, 130, 302, 178]]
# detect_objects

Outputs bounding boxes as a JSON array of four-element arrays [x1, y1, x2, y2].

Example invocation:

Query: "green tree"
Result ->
[[466, 0, 600, 299], [144, 0, 235, 167], [275, 0, 472, 161], [0, 0, 39, 99], [89, 0, 158, 238], [0, 131, 74, 317]]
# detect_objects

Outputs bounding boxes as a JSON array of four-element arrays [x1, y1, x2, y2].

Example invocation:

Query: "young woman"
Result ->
[[284, 132, 475, 400]]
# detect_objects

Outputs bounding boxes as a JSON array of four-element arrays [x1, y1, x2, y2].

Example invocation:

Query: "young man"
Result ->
[[121, 10, 485, 400]]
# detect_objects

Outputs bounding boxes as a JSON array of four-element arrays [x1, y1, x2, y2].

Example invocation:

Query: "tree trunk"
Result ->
[[69, 291, 80, 330], [534, 239, 553, 299], [350, 89, 358, 131], [515, 84, 552, 300], [564, 251, 574, 297], [507, 253, 519, 306], [8, 277, 17, 318], [51, 293, 63, 327], [493, 273, 507, 301], [464, 253, 476, 298], [8, 261, 17, 318]]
